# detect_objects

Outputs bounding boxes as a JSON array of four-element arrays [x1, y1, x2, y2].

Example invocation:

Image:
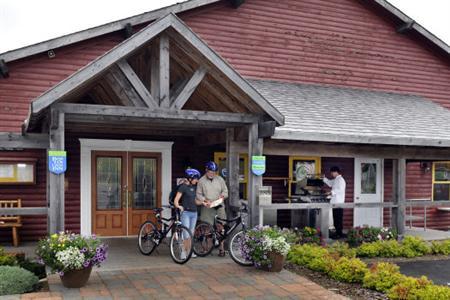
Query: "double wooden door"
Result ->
[[92, 151, 161, 236]]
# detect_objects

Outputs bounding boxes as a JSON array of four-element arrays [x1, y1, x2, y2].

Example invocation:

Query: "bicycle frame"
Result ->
[[153, 208, 181, 243], [213, 209, 248, 244]]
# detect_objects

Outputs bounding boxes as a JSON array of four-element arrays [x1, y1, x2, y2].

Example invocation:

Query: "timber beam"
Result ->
[[54, 103, 261, 124], [0, 133, 49, 149]]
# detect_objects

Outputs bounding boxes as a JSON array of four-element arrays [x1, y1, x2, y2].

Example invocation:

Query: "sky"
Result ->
[[0, 0, 449, 54]]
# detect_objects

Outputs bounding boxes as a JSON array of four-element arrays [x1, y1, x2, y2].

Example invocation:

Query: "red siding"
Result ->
[[0, 33, 123, 132], [0, 150, 47, 242], [181, 0, 450, 108]]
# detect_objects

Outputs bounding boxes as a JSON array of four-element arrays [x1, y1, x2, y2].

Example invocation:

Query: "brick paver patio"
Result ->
[[4, 238, 347, 299], [14, 262, 347, 300]]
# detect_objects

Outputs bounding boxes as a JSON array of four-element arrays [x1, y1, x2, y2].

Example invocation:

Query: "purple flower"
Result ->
[[58, 271, 64, 277]]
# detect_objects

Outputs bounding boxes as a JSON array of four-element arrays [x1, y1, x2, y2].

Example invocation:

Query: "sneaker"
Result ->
[[180, 250, 186, 260], [192, 253, 197, 258]]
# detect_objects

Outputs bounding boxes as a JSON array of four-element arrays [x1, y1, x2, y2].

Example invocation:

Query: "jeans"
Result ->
[[181, 210, 197, 239]]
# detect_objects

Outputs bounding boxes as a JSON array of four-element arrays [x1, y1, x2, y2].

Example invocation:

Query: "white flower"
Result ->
[[56, 247, 85, 270]]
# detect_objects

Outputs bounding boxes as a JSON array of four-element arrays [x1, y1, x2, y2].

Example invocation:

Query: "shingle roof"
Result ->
[[250, 79, 450, 147]]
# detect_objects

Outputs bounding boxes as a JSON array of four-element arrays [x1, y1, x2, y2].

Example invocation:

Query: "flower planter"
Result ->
[[261, 252, 286, 272], [60, 266, 92, 288]]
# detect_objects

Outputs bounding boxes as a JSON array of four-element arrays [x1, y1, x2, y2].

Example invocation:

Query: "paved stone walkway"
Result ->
[[15, 262, 347, 299]]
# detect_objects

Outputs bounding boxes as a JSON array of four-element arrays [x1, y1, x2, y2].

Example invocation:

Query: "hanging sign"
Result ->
[[251, 155, 266, 176], [48, 151, 67, 174]]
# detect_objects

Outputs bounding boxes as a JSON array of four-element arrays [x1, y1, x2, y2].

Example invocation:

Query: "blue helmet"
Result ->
[[185, 168, 201, 180], [205, 161, 218, 172]]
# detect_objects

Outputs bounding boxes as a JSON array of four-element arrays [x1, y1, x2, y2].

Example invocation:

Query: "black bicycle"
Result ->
[[138, 205, 193, 264], [193, 202, 252, 266]]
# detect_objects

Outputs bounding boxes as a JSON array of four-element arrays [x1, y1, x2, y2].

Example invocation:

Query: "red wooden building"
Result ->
[[1, 0, 450, 242]]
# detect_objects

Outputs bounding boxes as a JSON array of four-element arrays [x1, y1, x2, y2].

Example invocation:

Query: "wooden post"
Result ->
[[391, 159, 399, 230], [159, 34, 170, 108], [48, 109, 65, 234], [396, 158, 406, 237], [226, 128, 240, 216], [247, 123, 263, 227]]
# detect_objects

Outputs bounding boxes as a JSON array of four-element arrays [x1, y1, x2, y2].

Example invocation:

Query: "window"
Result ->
[[214, 152, 248, 199], [433, 162, 450, 201], [0, 159, 36, 185], [288, 156, 321, 197]]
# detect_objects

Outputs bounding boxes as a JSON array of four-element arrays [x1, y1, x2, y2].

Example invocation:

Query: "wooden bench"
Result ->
[[0, 199, 22, 247]]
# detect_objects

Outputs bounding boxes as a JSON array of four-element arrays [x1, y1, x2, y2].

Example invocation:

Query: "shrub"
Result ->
[[400, 236, 431, 258], [296, 227, 321, 245], [328, 241, 356, 258], [356, 241, 384, 258], [19, 259, 46, 280], [413, 285, 450, 300], [0, 248, 17, 266], [308, 253, 336, 274], [287, 244, 329, 266], [431, 240, 450, 255], [329, 257, 368, 283], [379, 240, 403, 258], [0, 266, 39, 295], [363, 262, 404, 292], [387, 276, 432, 300], [347, 226, 396, 246]]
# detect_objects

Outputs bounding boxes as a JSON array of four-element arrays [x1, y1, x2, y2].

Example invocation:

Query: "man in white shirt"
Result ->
[[323, 166, 346, 239]]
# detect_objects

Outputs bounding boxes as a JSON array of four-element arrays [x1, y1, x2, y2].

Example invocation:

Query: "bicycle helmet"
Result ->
[[205, 161, 218, 172], [185, 168, 201, 180]]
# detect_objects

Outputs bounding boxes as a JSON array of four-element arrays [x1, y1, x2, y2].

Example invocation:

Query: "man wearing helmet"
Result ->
[[196, 161, 229, 256], [173, 168, 204, 259]]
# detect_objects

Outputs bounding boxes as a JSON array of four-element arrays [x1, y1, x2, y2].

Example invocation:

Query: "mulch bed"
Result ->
[[286, 263, 388, 300]]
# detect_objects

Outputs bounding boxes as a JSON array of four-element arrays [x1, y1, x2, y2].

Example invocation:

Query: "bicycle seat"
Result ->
[[153, 208, 164, 213]]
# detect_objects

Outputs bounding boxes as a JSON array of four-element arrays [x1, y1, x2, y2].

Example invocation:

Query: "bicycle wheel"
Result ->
[[229, 230, 253, 266], [193, 222, 214, 257], [169, 224, 193, 264], [138, 221, 158, 255]]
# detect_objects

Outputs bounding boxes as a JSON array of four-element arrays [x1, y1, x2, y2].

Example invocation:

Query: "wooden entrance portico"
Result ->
[[23, 13, 284, 234]]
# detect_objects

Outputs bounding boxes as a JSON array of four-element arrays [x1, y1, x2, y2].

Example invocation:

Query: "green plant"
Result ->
[[0, 248, 17, 266], [387, 276, 432, 300], [363, 262, 404, 292], [329, 257, 368, 283], [379, 240, 403, 257], [0, 266, 39, 295], [328, 241, 356, 258], [400, 236, 431, 258], [356, 241, 384, 258], [19, 259, 46, 280], [241, 226, 291, 268], [297, 227, 321, 245], [287, 244, 329, 266], [413, 285, 450, 300], [347, 226, 396, 246], [431, 240, 450, 255], [308, 253, 336, 274], [36, 231, 108, 275]]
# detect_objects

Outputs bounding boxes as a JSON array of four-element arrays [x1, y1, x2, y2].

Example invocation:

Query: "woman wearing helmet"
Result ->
[[196, 161, 229, 256], [173, 168, 205, 259]]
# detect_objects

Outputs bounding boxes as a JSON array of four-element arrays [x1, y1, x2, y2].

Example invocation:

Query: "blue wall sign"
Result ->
[[251, 155, 266, 176], [48, 151, 67, 174]]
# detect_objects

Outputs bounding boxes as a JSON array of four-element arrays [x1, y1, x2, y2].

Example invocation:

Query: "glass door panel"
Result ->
[[132, 158, 157, 209], [96, 157, 122, 210], [92, 152, 126, 236]]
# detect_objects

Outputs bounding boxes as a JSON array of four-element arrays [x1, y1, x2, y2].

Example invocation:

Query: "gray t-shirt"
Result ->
[[178, 184, 197, 212]]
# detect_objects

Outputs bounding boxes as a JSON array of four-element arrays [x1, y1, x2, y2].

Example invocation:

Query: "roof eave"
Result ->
[[0, 0, 221, 63], [273, 129, 450, 148]]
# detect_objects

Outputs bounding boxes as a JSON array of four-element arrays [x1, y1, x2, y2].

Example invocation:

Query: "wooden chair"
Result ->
[[0, 199, 22, 247]]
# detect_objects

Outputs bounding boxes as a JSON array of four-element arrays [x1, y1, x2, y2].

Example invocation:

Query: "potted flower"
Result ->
[[240, 226, 291, 272], [36, 232, 108, 288]]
